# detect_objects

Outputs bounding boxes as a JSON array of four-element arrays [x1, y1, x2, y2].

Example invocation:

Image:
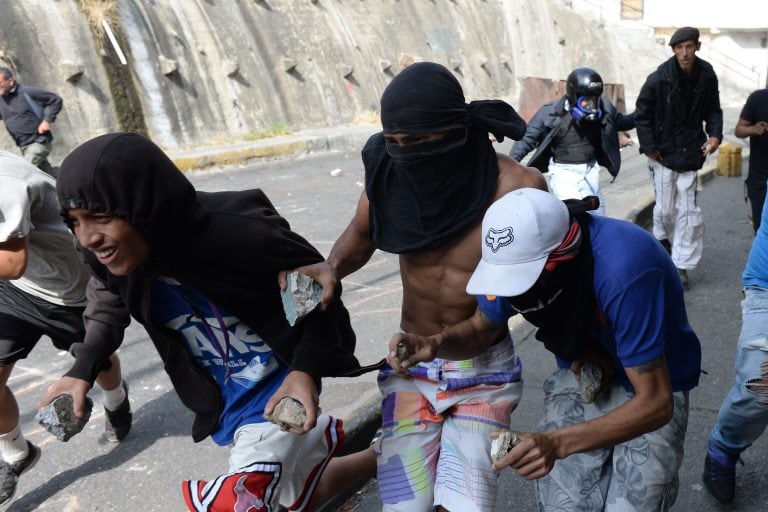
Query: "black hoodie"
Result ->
[[57, 133, 380, 441]]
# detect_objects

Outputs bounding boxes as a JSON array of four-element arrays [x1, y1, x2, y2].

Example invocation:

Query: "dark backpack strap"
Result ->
[[563, 195, 600, 216], [23, 92, 45, 121]]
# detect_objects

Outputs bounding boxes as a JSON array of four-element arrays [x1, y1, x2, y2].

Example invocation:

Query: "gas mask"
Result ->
[[570, 96, 603, 123]]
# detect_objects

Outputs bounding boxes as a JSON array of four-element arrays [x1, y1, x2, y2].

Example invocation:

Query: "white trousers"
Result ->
[[647, 159, 703, 270], [547, 159, 606, 216]]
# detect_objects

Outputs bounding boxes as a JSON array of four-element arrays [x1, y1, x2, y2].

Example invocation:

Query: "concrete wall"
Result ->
[[0, 0, 119, 161], [0, 0, 679, 162]]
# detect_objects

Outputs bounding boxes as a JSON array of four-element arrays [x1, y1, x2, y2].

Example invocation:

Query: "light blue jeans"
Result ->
[[708, 286, 768, 455]]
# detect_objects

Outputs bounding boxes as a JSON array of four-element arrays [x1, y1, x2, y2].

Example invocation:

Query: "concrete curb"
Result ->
[[168, 125, 378, 173]]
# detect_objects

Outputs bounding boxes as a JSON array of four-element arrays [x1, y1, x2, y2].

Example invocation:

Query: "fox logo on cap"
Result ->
[[485, 227, 514, 253]]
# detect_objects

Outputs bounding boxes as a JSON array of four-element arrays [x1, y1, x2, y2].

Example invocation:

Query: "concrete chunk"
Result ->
[[281, 272, 323, 326], [395, 343, 410, 363], [35, 394, 93, 442], [264, 397, 307, 431], [579, 361, 604, 403], [491, 431, 519, 463]]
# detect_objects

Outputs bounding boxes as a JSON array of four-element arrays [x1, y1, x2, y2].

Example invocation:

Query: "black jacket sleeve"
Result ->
[[704, 74, 723, 141], [604, 97, 636, 132], [509, 104, 552, 162], [64, 276, 131, 384], [634, 74, 659, 156]]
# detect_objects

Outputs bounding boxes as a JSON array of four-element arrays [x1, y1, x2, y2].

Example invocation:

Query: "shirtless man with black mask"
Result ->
[[295, 62, 545, 512]]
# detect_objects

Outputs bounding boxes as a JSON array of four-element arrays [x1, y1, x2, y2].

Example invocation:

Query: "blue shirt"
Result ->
[[477, 215, 701, 393], [743, 194, 768, 288], [150, 276, 289, 445]]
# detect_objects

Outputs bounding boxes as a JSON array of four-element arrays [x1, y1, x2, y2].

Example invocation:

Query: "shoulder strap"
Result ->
[[22, 91, 45, 121], [563, 196, 600, 216]]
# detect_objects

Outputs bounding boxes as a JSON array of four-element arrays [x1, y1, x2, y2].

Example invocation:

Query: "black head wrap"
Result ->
[[56, 133, 208, 256], [364, 62, 526, 253]]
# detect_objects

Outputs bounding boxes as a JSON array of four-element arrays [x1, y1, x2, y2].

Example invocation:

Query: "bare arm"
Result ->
[[387, 307, 506, 375], [281, 191, 376, 307], [0, 236, 28, 279], [496, 154, 548, 196], [326, 191, 376, 280], [735, 117, 768, 139], [497, 355, 673, 479]]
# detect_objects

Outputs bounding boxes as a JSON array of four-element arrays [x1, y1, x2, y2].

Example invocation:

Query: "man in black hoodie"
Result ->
[[635, 26, 723, 290], [38, 133, 379, 512]]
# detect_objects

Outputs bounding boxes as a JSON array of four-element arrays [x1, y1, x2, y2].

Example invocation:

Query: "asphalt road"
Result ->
[[6, 141, 765, 511]]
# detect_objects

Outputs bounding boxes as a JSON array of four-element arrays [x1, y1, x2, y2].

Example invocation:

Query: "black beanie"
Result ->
[[669, 26, 700, 47]]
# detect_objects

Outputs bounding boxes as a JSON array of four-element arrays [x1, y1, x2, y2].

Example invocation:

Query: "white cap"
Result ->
[[466, 188, 570, 297]]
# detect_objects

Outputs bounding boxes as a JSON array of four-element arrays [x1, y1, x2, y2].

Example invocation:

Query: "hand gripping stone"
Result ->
[[35, 394, 93, 442]]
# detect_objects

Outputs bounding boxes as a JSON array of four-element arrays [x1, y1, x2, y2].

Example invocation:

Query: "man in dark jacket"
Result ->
[[635, 26, 723, 289], [0, 68, 62, 176], [38, 133, 379, 512], [510, 67, 635, 216]]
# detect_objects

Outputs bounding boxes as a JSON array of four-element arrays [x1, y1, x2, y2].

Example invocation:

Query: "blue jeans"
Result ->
[[708, 286, 768, 455]]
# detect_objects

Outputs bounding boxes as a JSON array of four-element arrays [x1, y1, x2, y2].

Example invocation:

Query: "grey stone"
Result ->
[[35, 394, 93, 442], [264, 397, 307, 431], [395, 343, 410, 363], [579, 361, 604, 403], [338, 64, 354, 78], [61, 61, 84, 83], [281, 272, 323, 326], [159, 56, 178, 76], [281, 57, 297, 72], [222, 59, 239, 77], [491, 431, 519, 463]]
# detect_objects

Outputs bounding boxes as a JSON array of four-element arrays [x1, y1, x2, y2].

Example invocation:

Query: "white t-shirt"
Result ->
[[0, 151, 89, 306]]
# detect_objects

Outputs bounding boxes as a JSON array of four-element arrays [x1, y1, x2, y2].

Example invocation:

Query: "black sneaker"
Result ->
[[703, 450, 740, 503], [104, 380, 132, 443], [678, 268, 689, 290], [0, 441, 41, 505]]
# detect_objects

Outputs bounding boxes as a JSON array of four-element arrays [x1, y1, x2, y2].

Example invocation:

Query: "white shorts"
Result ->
[[182, 415, 343, 511]]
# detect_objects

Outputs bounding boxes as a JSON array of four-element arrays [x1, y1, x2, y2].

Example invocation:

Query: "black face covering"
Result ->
[[364, 62, 527, 254], [386, 127, 468, 167], [510, 200, 602, 362]]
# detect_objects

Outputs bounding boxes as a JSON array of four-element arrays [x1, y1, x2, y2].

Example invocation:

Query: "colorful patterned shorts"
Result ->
[[375, 333, 523, 512]]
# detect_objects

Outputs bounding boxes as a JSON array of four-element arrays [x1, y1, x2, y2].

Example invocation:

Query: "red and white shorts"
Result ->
[[182, 415, 344, 511]]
